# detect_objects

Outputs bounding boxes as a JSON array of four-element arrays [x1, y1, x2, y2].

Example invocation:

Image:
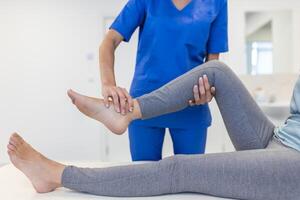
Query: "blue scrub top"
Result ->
[[110, 0, 228, 128]]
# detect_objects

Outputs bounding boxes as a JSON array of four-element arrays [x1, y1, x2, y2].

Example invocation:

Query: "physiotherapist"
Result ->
[[99, 0, 228, 161]]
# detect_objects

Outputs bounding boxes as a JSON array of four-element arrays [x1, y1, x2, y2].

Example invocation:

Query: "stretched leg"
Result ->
[[8, 133, 300, 200], [68, 60, 274, 150], [62, 146, 300, 200]]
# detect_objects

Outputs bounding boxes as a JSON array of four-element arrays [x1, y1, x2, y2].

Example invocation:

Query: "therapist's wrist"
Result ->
[[206, 53, 220, 61], [102, 80, 116, 87]]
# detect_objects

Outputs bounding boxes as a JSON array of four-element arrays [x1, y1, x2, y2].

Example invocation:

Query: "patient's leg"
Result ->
[[7, 133, 65, 193], [137, 60, 276, 150], [69, 60, 275, 150], [61, 146, 300, 199], [7, 133, 300, 200]]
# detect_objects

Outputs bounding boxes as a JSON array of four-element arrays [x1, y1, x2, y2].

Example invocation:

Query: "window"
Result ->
[[247, 42, 273, 75]]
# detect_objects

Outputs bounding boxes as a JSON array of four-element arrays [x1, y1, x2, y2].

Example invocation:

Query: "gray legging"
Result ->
[[61, 61, 300, 200]]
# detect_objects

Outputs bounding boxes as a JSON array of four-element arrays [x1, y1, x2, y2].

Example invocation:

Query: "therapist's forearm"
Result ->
[[99, 38, 117, 86], [99, 30, 134, 113]]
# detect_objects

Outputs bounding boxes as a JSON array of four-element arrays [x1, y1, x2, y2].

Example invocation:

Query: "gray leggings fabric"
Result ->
[[62, 61, 300, 200]]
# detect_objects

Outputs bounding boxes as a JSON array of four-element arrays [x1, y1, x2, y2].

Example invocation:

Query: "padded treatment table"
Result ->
[[0, 161, 233, 200]]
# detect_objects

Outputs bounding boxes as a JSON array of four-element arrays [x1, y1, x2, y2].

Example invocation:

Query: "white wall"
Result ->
[[0, 0, 129, 164], [292, 10, 300, 73], [272, 11, 293, 73]]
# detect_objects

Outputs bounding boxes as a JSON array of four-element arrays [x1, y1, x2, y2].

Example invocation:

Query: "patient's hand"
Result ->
[[189, 75, 215, 106]]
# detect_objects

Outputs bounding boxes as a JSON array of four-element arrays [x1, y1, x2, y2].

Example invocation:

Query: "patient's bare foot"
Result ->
[[67, 89, 141, 135], [7, 133, 65, 193]]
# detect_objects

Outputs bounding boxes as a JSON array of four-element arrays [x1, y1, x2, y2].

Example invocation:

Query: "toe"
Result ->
[[7, 143, 16, 151], [68, 89, 84, 99], [67, 89, 76, 104], [9, 138, 18, 147], [10, 136, 20, 147], [11, 133, 24, 145], [67, 89, 88, 106], [13, 132, 23, 140], [10, 132, 19, 140], [7, 149, 14, 156]]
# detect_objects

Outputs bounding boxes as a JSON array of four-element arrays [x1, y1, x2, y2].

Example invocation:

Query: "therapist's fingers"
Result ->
[[198, 77, 206, 104], [189, 99, 196, 106], [102, 86, 112, 108], [193, 85, 201, 105], [110, 90, 121, 113], [211, 87, 216, 95], [190, 76, 216, 106], [103, 95, 110, 108], [122, 88, 134, 112], [203, 75, 212, 102], [116, 87, 127, 115], [192, 79, 205, 106]]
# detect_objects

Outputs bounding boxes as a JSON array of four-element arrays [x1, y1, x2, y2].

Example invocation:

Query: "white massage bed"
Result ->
[[0, 161, 233, 200]]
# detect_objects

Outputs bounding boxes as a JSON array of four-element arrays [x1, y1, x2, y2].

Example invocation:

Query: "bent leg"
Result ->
[[137, 60, 275, 150], [68, 61, 273, 149], [62, 146, 300, 199]]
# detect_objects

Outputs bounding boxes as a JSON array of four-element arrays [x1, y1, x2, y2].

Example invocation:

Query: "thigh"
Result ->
[[174, 148, 300, 200], [169, 126, 207, 154], [128, 121, 165, 161], [137, 61, 275, 150]]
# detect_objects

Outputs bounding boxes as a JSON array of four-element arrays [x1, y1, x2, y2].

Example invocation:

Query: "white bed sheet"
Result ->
[[0, 161, 233, 200]]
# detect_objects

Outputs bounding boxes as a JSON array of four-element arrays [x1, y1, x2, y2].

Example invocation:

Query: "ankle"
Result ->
[[48, 161, 66, 187], [131, 99, 142, 120]]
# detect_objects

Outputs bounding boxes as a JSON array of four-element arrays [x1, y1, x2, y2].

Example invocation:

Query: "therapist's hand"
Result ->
[[189, 75, 215, 106], [102, 84, 134, 115]]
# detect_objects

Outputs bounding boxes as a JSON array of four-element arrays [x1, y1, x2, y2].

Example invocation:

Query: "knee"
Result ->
[[159, 155, 184, 193], [159, 155, 177, 167], [203, 60, 236, 84], [159, 155, 184, 176], [206, 60, 232, 73]]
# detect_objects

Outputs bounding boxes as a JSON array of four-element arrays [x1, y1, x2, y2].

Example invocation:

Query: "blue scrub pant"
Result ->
[[128, 121, 208, 161]]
